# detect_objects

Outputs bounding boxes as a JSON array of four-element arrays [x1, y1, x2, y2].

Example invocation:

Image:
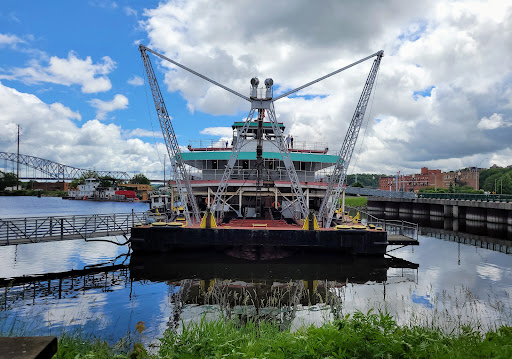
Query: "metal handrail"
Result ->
[[187, 139, 329, 152], [352, 209, 419, 241], [417, 193, 512, 202], [0, 211, 149, 246]]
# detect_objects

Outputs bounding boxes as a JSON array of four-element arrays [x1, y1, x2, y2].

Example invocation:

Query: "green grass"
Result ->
[[342, 196, 367, 207], [49, 311, 512, 358]]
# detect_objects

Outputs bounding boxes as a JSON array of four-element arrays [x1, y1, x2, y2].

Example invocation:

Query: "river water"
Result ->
[[0, 197, 511, 344]]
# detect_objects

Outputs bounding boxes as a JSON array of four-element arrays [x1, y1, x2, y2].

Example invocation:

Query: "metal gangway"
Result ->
[[348, 209, 419, 242], [0, 211, 149, 246]]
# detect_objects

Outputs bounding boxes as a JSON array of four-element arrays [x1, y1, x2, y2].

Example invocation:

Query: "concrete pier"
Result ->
[[368, 197, 512, 224]]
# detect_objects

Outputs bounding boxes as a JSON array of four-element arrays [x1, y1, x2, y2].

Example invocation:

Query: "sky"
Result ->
[[0, 0, 511, 180]]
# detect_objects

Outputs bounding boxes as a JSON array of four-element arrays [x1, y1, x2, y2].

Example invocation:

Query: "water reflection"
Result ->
[[1, 252, 418, 338], [131, 253, 419, 331], [368, 211, 512, 253]]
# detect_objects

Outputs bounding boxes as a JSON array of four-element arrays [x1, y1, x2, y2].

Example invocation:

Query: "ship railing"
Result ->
[[355, 210, 419, 241], [192, 168, 322, 183], [0, 210, 149, 246], [187, 139, 231, 150], [177, 168, 337, 184], [187, 139, 329, 152]]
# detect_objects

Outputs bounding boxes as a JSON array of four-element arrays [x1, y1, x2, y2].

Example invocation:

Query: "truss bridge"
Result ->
[[0, 151, 130, 180]]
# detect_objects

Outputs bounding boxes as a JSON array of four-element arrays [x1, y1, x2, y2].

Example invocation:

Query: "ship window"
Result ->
[[212, 160, 218, 170], [268, 160, 274, 169], [300, 162, 307, 171], [243, 160, 249, 169]]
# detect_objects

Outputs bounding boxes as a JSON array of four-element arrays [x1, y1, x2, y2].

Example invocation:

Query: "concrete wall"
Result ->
[[368, 197, 512, 224]]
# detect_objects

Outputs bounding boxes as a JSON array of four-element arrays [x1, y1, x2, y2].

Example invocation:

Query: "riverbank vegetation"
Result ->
[[343, 196, 367, 207], [51, 311, 512, 358], [0, 189, 67, 197], [479, 167, 512, 194]]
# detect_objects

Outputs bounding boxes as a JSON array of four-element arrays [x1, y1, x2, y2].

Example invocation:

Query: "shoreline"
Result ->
[[12, 313, 511, 358]]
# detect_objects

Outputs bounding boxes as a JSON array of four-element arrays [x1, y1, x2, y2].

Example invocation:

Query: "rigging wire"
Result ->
[[348, 65, 381, 182], [141, 61, 164, 175]]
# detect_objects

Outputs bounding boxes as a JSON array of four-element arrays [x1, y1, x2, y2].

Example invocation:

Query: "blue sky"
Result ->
[[1, 0, 511, 178], [0, 1, 242, 148]]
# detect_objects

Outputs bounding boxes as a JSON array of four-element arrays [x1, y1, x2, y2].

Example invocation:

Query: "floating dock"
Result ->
[[130, 219, 390, 256]]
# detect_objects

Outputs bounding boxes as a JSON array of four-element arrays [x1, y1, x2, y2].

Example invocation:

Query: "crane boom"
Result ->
[[318, 51, 383, 228], [140, 45, 201, 224]]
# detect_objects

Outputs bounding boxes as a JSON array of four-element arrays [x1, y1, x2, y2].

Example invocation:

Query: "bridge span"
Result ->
[[0, 151, 130, 180]]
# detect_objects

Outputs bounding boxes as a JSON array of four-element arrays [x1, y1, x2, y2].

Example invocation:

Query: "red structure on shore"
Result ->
[[379, 167, 478, 192]]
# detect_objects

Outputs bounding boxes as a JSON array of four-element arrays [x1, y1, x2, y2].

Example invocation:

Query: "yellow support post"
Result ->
[[200, 209, 217, 229], [302, 211, 319, 230], [352, 211, 360, 224]]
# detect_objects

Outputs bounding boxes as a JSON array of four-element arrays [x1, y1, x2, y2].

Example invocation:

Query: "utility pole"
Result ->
[[17, 124, 20, 190]]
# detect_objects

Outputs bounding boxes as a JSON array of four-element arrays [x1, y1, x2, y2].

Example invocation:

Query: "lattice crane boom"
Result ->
[[266, 103, 309, 218], [318, 51, 383, 228], [210, 109, 256, 215], [140, 45, 200, 224]]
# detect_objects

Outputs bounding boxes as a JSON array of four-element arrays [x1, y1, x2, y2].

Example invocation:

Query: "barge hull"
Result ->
[[130, 227, 388, 255]]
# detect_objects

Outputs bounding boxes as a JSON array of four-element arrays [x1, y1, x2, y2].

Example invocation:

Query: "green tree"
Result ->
[[351, 181, 364, 188], [99, 176, 116, 187], [481, 169, 512, 194], [448, 182, 454, 193], [491, 173, 512, 194], [0, 171, 20, 191], [25, 180, 35, 190], [130, 173, 151, 185], [346, 174, 383, 188]]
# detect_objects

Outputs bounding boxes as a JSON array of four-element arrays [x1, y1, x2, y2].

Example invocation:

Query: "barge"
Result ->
[[133, 46, 391, 256], [130, 218, 389, 256]]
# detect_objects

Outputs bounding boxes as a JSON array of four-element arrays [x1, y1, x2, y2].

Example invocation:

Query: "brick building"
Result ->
[[32, 181, 69, 192], [379, 167, 478, 192]]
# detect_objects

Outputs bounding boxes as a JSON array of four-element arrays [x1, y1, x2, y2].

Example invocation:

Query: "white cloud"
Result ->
[[0, 51, 116, 93], [126, 128, 163, 138], [140, 0, 512, 173], [0, 33, 23, 46], [477, 113, 512, 130], [0, 82, 165, 178], [89, 94, 129, 120], [127, 75, 144, 86], [124, 6, 137, 16], [200, 127, 233, 137]]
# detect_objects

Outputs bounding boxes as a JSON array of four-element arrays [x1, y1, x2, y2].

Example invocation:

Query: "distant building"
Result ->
[[68, 178, 101, 198], [32, 181, 69, 192], [68, 178, 117, 199], [118, 183, 153, 201], [379, 167, 478, 192]]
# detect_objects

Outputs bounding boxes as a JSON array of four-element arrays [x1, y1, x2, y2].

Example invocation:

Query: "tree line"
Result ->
[[1, 171, 151, 192], [478, 167, 512, 194]]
